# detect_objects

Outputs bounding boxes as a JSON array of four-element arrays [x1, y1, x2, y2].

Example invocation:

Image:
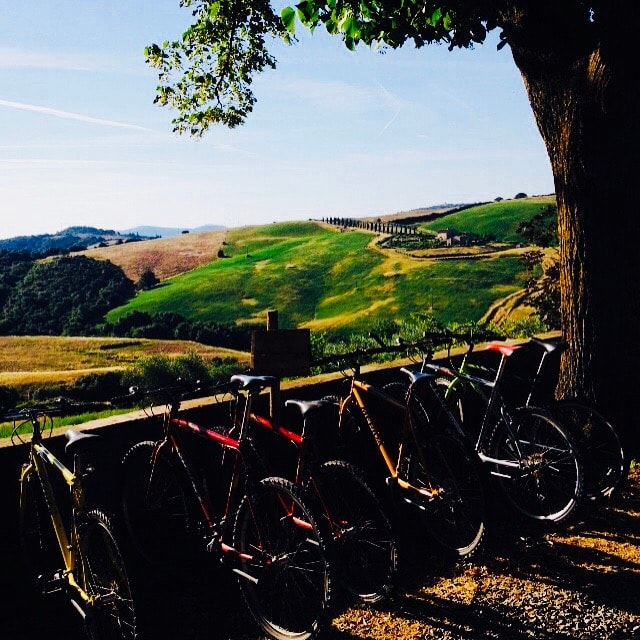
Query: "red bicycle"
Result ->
[[226, 374, 398, 605], [117, 381, 332, 640]]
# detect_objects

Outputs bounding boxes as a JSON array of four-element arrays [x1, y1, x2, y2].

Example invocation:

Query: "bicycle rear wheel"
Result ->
[[233, 476, 331, 640], [77, 509, 136, 640], [119, 440, 190, 566], [405, 433, 486, 558], [551, 400, 626, 500], [488, 407, 582, 522], [312, 460, 397, 603]]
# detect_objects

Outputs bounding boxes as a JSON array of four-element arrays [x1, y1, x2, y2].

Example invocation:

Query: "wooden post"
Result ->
[[267, 310, 280, 426], [267, 309, 279, 331]]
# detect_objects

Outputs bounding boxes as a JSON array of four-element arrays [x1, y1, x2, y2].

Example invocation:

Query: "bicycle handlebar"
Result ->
[[312, 328, 504, 370], [110, 379, 236, 409], [1, 396, 100, 422]]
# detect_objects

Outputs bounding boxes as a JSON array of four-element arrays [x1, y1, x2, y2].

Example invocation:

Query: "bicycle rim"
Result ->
[[489, 408, 582, 522], [552, 400, 626, 500], [407, 433, 485, 557], [233, 477, 331, 640], [78, 510, 136, 640], [313, 460, 397, 603]]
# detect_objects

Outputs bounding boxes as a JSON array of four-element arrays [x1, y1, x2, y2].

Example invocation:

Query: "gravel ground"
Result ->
[[329, 468, 640, 640], [123, 467, 640, 640]]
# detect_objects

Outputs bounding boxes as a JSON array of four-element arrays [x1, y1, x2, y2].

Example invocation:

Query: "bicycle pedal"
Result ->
[[38, 570, 65, 595]]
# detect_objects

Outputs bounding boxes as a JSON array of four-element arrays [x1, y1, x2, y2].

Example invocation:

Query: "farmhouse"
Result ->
[[436, 228, 476, 247]]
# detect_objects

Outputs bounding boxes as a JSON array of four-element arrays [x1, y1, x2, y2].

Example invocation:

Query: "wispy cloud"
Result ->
[[0, 99, 151, 131], [0, 47, 131, 73], [277, 78, 376, 113]]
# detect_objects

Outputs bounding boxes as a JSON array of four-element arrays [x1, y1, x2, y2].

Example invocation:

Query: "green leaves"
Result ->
[[281, 6, 296, 32], [146, 0, 500, 133], [143, 0, 286, 135]]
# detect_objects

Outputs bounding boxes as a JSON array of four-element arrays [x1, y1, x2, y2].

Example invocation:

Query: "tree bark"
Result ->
[[504, 7, 640, 455]]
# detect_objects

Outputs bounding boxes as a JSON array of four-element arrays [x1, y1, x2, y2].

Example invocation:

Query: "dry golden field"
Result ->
[[76, 229, 227, 282], [0, 335, 249, 387]]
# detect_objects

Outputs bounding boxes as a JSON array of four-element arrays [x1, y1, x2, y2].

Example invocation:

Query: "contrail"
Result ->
[[0, 98, 151, 131]]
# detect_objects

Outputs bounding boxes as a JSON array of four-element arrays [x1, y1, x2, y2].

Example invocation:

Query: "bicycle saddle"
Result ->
[[64, 429, 101, 455], [230, 374, 277, 392], [530, 337, 566, 354], [285, 399, 330, 417]]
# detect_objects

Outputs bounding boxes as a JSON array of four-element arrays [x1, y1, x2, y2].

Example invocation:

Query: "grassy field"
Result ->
[[421, 195, 556, 242], [106, 220, 531, 333], [77, 229, 227, 283], [0, 335, 250, 388], [0, 198, 553, 396]]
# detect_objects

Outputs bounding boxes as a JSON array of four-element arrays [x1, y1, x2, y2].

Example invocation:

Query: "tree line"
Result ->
[[0, 252, 257, 350]]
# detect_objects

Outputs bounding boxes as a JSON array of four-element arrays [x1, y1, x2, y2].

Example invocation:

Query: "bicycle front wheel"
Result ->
[[488, 407, 582, 522], [312, 460, 397, 603], [406, 433, 486, 558], [233, 477, 332, 640], [551, 400, 626, 501], [77, 509, 136, 640], [19, 466, 59, 584], [119, 440, 190, 566]]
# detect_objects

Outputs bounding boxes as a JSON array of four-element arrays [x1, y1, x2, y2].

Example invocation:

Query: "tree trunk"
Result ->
[[505, 11, 640, 456]]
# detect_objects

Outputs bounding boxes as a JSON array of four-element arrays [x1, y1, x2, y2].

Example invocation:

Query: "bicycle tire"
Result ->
[[550, 400, 626, 501], [18, 466, 59, 584], [320, 395, 364, 462], [312, 460, 397, 603], [119, 440, 191, 566], [488, 406, 582, 522], [405, 432, 486, 558], [77, 509, 136, 640], [233, 476, 332, 640]]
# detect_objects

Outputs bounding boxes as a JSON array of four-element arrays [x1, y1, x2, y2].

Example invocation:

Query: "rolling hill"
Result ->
[[102, 197, 549, 334], [78, 228, 228, 283], [421, 195, 556, 241]]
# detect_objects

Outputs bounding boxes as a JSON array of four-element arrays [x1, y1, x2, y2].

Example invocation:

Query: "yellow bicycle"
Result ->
[[8, 403, 136, 640]]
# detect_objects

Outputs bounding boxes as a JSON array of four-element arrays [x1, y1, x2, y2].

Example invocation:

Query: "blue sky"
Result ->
[[0, 0, 554, 240]]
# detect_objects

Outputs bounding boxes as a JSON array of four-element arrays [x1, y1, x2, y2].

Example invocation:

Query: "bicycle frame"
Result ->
[[17, 418, 96, 608], [427, 340, 559, 472], [148, 388, 315, 571], [337, 371, 447, 501]]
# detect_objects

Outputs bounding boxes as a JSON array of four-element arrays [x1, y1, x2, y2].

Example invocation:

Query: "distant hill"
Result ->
[[421, 195, 556, 243], [105, 217, 535, 334], [370, 203, 475, 225], [122, 224, 225, 238], [79, 228, 228, 283], [0, 226, 154, 255]]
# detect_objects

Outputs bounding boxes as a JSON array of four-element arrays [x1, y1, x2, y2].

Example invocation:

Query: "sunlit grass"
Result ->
[[0, 407, 135, 440], [106, 221, 533, 333]]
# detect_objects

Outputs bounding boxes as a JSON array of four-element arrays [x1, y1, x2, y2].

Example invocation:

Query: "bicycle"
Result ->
[[486, 336, 626, 501], [7, 402, 136, 640], [223, 374, 397, 604], [315, 345, 486, 559], [410, 330, 584, 524], [117, 380, 332, 640]]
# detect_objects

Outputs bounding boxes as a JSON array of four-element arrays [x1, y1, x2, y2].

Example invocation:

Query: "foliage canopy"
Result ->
[[0, 255, 136, 336], [145, 1, 601, 135]]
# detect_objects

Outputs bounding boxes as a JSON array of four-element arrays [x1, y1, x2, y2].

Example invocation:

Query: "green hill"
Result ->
[[106, 215, 536, 335], [421, 195, 556, 243]]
